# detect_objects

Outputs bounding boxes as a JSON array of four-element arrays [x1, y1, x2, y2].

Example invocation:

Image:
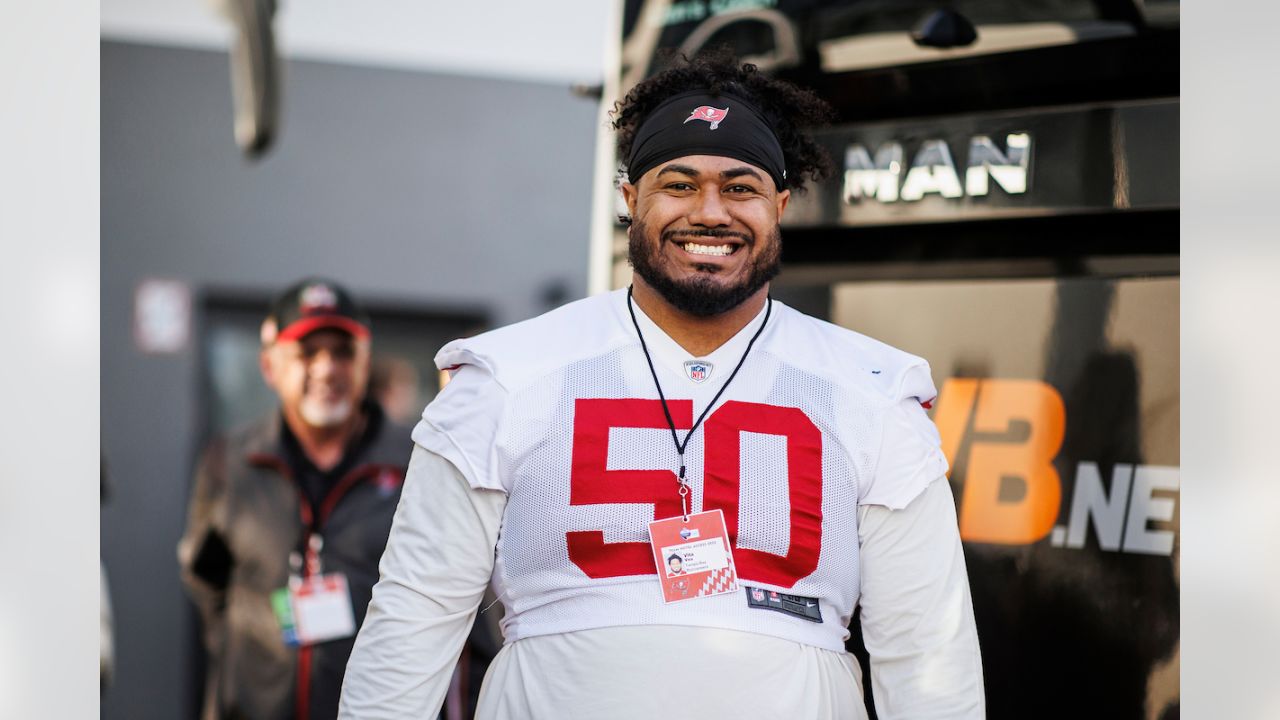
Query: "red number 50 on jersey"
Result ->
[[566, 398, 823, 588]]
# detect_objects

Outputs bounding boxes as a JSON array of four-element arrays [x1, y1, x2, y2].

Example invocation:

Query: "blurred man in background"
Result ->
[[178, 278, 412, 720]]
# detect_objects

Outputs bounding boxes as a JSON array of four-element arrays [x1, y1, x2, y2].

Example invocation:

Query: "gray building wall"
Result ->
[[101, 40, 598, 720]]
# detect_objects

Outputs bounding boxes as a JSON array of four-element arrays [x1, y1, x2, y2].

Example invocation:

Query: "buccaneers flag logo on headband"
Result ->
[[684, 105, 729, 130]]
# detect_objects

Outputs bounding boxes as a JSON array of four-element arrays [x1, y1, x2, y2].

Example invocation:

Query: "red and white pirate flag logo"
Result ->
[[684, 105, 729, 130]]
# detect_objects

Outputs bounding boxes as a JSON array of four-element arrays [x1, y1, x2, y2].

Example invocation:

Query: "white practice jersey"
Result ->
[[411, 289, 948, 652]]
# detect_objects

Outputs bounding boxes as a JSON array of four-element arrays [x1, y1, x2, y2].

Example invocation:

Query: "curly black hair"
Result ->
[[612, 47, 837, 194]]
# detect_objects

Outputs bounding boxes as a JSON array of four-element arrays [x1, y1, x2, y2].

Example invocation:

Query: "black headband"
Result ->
[[625, 90, 787, 191]]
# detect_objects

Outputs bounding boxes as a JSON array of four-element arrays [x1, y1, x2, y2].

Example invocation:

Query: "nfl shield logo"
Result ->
[[683, 360, 713, 384], [752, 588, 765, 602]]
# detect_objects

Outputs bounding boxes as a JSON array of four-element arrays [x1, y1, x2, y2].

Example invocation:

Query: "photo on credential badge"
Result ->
[[667, 553, 686, 576]]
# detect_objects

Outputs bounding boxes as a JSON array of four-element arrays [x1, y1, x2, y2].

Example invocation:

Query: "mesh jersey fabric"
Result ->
[[411, 289, 948, 652], [338, 447, 983, 719]]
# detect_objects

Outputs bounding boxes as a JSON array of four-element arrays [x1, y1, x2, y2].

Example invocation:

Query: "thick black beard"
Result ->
[[628, 221, 782, 317]]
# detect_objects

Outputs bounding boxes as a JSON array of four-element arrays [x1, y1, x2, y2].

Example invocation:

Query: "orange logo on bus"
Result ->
[[933, 379, 1065, 545]]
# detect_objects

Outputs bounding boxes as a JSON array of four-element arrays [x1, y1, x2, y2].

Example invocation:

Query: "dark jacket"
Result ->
[[179, 406, 410, 720]]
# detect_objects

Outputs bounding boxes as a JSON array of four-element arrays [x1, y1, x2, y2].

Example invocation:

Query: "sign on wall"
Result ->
[[134, 278, 192, 354]]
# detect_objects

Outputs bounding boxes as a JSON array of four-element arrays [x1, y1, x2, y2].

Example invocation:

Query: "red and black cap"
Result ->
[[269, 278, 371, 343]]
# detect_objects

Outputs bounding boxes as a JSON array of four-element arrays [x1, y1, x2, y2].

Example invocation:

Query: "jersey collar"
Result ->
[[619, 289, 772, 384]]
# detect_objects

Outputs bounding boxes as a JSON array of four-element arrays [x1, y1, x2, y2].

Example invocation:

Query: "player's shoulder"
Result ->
[[433, 290, 632, 390], [766, 301, 937, 404]]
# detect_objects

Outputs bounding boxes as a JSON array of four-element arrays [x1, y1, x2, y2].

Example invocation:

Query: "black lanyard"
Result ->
[[626, 286, 772, 519]]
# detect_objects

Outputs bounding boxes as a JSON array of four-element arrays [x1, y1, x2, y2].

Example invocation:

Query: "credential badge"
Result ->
[[683, 360, 714, 384]]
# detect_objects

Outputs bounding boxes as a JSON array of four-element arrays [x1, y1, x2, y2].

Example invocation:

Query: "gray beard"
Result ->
[[300, 397, 353, 428], [627, 221, 781, 317]]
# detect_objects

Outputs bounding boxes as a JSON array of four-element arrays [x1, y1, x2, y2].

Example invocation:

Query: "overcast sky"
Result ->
[[101, 0, 615, 84]]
